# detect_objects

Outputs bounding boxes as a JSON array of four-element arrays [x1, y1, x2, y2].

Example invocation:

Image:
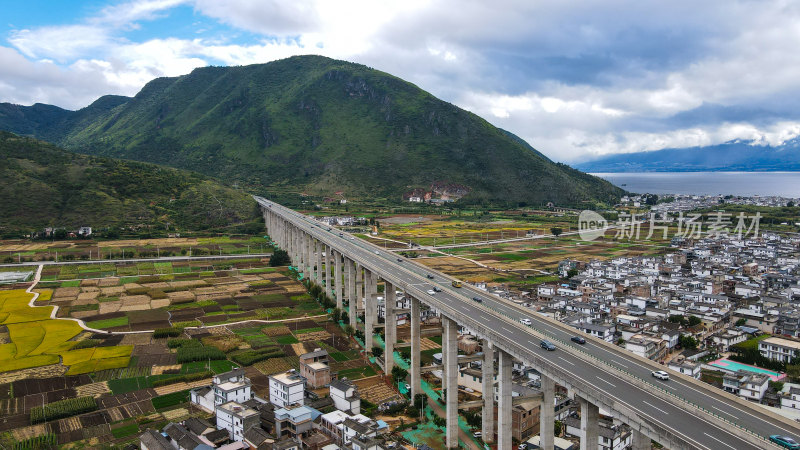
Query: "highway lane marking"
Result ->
[[703, 433, 736, 449], [558, 357, 575, 366], [642, 400, 669, 415], [595, 377, 616, 388], [711, 405, 738, 418]]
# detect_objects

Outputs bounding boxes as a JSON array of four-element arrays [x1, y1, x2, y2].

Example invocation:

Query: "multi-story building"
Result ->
[[274, 405, 318, 440], [299, 348, 333, 388], [722, 371, 770, 402], [215, 401, 260, 441], [667, 360, 701, 379], [330, 379, 360, 414], [759, 336, 800, 363], [190, 368, 251, 413], [269, 370, 306, 408]]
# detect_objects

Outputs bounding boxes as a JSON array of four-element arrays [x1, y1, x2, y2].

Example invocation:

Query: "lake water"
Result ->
[[592, 172, 800, 197]]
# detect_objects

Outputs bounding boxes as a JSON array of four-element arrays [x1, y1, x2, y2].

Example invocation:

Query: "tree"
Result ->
[[372, 346, 384, 358], [392, 365, 408, 382], [554, 420, 563, 436], [679, 335, 698, 350], [344, 325, 355, 336], [567, 268, 579, 278], [332, 308, 341, 322], [341, 311, 349, 324], [735, 318, 747, 326], [432, 415, 446, 428], [269, 249, 290, 266], [688, 315, 702, 327], [464, 410, 481, 428], [550, 227, 562, 237]]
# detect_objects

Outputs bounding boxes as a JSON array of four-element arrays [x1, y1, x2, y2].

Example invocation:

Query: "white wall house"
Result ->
[[269, 370, 306, 408], [667, 360, 701, 379], [330, 379, 360, 414], [759, 337, 800, 363], [215, 401, 259, 441]]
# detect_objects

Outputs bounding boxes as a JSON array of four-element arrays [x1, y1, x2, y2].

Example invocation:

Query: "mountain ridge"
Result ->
[[0, 131, 257, 234], [0, 55, 623, 206], [575, 138, 800, 172]]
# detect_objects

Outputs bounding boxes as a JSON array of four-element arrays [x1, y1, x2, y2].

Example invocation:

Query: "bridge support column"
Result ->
[[579, 396, 599, 450], [631, 430, 650, 450], [540, 375, 555, 450], [410, 296, 421, 399], [314, 240, 321, 281], [364, 269, 375, 351], [347, 259, 357, 328], [497, 349, 512, 450], [384, 281, 395, 373], [305, 234, 312, 277], [334, 250, 343, 309], [482, 340, 495, 444], [443, 316, 458, 449]]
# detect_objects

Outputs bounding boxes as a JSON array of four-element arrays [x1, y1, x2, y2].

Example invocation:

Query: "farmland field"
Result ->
[[0, 250, 388, 449]]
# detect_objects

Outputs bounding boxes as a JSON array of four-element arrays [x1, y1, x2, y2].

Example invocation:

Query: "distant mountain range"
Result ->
[[0, 131, 256, 234], [0, 55, 623, 207], [575, 138, 800, 172]]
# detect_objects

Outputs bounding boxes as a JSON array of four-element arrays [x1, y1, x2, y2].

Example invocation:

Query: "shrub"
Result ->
[[167, 338, 201, 349], [151, 371, 213, 388], [30, 396, 97, 424], [231, 347, 285, 366], [153, 327, 183, 338], [71, 339, 101, 350], [176, 346, 226, 363], [12, 433, 57, 450]]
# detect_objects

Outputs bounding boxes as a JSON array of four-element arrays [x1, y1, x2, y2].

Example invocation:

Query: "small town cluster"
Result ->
[[534, 230, 800, 410]]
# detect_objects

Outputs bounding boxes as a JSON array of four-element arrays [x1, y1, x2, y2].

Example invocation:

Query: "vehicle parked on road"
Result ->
[[652, 370, 670, 381], [770, 435, 800, 449], [540, 340, 556, 351], [571, 336, 586, 344], [520, 318, 532, 326]]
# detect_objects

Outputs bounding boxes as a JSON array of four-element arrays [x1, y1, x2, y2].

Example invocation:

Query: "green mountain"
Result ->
[[0, 55, 623, 206], [0, 131, 256, 234]]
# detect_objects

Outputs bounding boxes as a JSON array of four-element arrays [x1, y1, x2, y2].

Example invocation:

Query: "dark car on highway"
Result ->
[[426, 274, 434, 279], [540, 340, 556, 351], [472, 297, 483, 303], [571, 336, 586, 344]]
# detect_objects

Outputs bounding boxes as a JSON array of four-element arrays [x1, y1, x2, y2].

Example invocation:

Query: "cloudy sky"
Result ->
[[3, 0, 800, 162]]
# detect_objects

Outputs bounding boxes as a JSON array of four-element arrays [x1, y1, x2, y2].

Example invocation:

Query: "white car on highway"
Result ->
[[652, 370, 670, 381], [427, 289, 436, 295], [519, 318, 532, 326]]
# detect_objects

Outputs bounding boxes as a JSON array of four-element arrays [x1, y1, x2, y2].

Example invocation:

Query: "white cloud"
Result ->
[[5, 0, 800, 162]]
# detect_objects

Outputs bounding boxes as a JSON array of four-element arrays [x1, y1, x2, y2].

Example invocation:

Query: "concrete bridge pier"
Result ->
[[631, 430, 650, 450], [540, 375, 555, 450], [334, 250, 343, 309], [579, 396, 600, 450], [497, 349, 513, 450], [482, 339, 495, 444], [384, 281, 396, 373], [347, 258, 357, 328], [364, 269, 376, 351], [410, 295, 422, 399], [442, 315, 459, 449]]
